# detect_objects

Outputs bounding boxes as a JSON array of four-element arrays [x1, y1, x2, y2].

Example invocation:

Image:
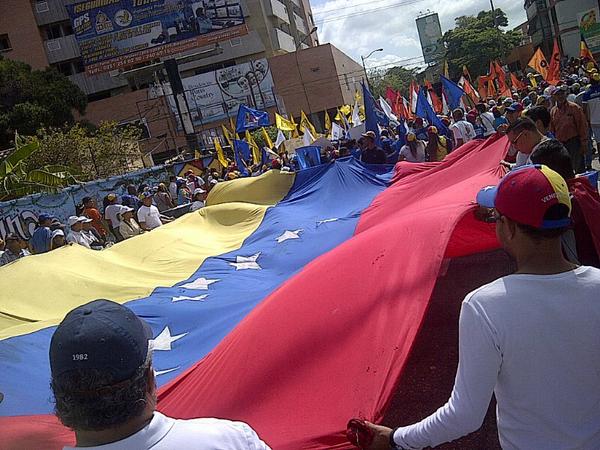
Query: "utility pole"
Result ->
[[490, 0, 497, 27]]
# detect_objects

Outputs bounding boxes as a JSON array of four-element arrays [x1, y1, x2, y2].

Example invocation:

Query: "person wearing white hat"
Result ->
[[66, 216, 93, 249], [190, 188, 207, 212], [50, 229, 66, 250], [119, 206, 143, 240]]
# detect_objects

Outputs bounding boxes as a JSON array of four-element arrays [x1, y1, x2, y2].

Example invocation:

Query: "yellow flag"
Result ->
[[221, 124, 233, 146], [275, 113, 297, 132], [213, 138, 229, 168], [443, 59, 449, 78], [324, 111, 331, 131], [246, 130, 261, 165], [261, 127, 274, 149], [339, 104, 352, 116], [354, 90, 361, 103], [229, 117, 236, 134], [300, 111, 317, 137], [527, 47, 548, 80], [290, 116, 299, 138]]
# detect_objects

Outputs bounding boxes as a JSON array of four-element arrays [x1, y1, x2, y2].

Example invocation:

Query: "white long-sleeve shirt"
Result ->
[[394, 266, 600, 450]]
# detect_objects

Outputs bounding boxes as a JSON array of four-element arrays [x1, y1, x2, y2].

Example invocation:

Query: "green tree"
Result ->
[[443, 9, 520, 79], [0, 136, 79, 201], [369, 66, 421, 99], [0, 56, 87, 149], [25, 122, 143, 182]]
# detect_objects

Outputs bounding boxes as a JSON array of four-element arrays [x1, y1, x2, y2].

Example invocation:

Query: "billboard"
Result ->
[[578, 7, 600, 54], [67, 0, 248, 75], [416, 13, 444, 65], [158, 58, 276, 127]]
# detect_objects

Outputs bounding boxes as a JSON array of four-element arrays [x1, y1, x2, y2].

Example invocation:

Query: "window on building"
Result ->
[[0, 34, 12, 52], [45, 24, 62, 40], [73, 59, 85, 74], [35, 1, 50, 13], [52, 61, 74, 76]]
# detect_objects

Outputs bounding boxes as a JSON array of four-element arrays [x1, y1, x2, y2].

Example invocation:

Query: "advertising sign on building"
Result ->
[[578, 7, 600, 54], [67, 0, 248, 75], [159, 58, 276, 127], [416, 13, 444, 65]]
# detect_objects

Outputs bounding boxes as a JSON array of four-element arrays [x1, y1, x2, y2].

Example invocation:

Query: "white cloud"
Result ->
[[312, 0, 528, 70]]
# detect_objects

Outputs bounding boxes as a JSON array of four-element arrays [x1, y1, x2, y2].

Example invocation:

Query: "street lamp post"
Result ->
[[296, 27, 319, 115], [361, 48, 383, 91]]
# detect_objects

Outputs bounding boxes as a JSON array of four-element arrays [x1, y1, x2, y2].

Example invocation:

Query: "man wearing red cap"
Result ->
[[361, 165, 600, 450]]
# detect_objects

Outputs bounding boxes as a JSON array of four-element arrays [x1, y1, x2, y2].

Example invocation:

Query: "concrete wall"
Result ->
[[270, 44, 352, 118], [0, 0, 48, 69]]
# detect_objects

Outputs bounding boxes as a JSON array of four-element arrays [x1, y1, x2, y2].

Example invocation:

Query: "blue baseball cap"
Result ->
[[38, 213, 54, 223], [50, 300, 153, 382]]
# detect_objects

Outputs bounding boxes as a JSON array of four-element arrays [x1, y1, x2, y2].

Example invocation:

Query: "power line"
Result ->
[[314, 0, 425, 24], [313, 0, 420, 16]]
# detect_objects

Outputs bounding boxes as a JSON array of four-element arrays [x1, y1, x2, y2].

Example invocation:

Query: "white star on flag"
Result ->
[[276, 229, 303, 243], [317, 218, 338, 226], [150, 326, 187, 351], [229, 252, 262, 270], [171, 294, 208, 303], [154, 367, 179, 377], [180, 277, 219, 290]]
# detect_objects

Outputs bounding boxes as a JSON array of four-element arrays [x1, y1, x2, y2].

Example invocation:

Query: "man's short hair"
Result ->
[[515, 203, 571, 240], [475, 103, 487, 113], [525, 106, 551, 129], [530, 139, 575, 181], [51, 360, 152, 431], [505, 117, 538, 135]]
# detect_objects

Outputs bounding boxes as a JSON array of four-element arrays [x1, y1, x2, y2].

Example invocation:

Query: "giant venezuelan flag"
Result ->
[[1, 136, 508, 449]]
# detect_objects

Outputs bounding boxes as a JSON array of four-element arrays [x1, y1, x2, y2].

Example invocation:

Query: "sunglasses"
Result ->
[[509, 130, 525, 146]]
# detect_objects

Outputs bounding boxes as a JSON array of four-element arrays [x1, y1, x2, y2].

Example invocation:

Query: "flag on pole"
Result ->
[[441, 91, 449, 115], [324, 111, 332, 132], [443, 60, 450, 78], [275, 113, 297, 133], [246, 130, 261, 164], [415, 87, 448, 136], [580, 34, 597, 66], [339, 104, 352, 116], [261, 127, 274, 149], [274, 129, 286, 149], [477, 76, 489, 100], [493, 61, 508, 93], [510, 73, 525, 91], [460, 76, 480, 103], [302, 127, 315, 146], [236, 105, 270, 133], [462, 65, 472, 83], [487, 78, 497, 97], [378, 97, 398, 122], [351, 101, 362, 126], [547, 39, 561, 84], [425, 80, 442, 114], [385, 87, 399, 115], [528, 48, 549, 80], [409, 80, 419, 114], [300, 111, 317, 137], [233, 140, 250, 175], [362, 82, 388, 134], [213, 138, 229, 168], [440, 75, 466, 110], [221, 124, 234, 146], [331, 122, 344, 141]]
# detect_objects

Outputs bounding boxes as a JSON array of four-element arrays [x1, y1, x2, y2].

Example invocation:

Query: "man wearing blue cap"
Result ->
[[50, 300, 271, 449], [30, 213, 54, 254], [359, 165, 600, 450]]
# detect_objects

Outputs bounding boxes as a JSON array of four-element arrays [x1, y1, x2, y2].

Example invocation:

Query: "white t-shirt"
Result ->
[[190, 200, 205, 212], [450, 120, 476, 144], [66, 230, 91, 249], [399, 141, 426, 163], [137, 205, 162, 230], [168, 182, 178, 200], [63, 411, 271, 450], [394, 266, 600, 450], [479, 111, 495, 136], [105, 205, 126, 228]]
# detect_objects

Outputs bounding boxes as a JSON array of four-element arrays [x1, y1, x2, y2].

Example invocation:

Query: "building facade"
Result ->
[[524, 0, 600, 59], [1, 1, 359, 163]]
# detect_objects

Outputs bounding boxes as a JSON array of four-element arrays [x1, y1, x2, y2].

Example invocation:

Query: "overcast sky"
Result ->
[[311, 0, 528, 70]]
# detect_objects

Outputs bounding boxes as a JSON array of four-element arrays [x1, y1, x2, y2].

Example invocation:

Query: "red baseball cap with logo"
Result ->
[[477, 165, 572, 229]]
